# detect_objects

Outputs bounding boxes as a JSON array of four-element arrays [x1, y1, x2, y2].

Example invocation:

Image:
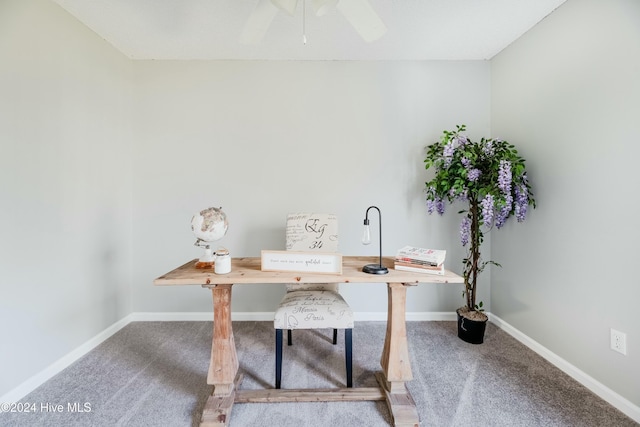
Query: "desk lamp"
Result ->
[[361, 206, 388, 274]]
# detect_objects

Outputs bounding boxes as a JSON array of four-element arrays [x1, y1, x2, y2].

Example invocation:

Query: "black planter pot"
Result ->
[[456, 308, 487, 344]]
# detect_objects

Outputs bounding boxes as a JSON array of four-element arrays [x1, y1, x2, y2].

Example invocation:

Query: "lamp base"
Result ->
[[363, 264, 389, 275]]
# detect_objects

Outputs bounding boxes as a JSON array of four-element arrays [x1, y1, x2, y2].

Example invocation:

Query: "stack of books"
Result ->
[[394, 246, 446, 275]]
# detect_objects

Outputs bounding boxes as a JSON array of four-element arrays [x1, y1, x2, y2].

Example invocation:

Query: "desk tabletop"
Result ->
[[154, 256, 463, 286]]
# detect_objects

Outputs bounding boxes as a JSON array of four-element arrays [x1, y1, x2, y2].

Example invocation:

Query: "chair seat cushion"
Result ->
[[274, 290, 354, 330]]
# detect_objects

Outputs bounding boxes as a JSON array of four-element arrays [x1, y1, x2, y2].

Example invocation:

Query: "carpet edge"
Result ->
[[490, 313, 640, 424]]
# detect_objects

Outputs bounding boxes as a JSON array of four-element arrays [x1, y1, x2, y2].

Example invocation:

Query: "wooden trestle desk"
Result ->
[[154, 256, 463, 427]]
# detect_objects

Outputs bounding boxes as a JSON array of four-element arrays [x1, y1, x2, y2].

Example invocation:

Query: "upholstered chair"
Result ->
[[273, 213, 354, 389]]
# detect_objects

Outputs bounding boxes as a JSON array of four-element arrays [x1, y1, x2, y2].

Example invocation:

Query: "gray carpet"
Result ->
[[1, 321, 637, 427]]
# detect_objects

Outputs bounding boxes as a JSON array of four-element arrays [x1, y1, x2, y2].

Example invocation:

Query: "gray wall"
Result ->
[[0, 0, 133, 397], [131, 60, 491, 315], [491, 0, 640, 407]]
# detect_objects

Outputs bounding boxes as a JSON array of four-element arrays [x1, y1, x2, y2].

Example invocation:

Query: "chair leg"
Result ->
[[287, 329, 292, 346], [276, 329, 283, 389], [345, 328, 353, 388], [332, 328, 338, 345]]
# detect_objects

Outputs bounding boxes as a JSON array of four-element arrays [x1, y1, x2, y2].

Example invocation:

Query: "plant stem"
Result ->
[[467, 198, 480, 310]]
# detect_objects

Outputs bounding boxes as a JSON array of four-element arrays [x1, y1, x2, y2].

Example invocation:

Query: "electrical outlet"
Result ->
[[610, 329, 627, 355]]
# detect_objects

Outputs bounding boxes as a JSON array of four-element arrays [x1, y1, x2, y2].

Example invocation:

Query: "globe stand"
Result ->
[[194, 239, 215, 269]]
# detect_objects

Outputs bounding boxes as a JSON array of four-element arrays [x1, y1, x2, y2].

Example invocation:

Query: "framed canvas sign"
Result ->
[[286, 213, 338, 252], [261, 250, 342, 274]]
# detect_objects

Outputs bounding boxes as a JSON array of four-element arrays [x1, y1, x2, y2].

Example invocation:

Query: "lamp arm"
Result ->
[[365, 205, 383, 267]]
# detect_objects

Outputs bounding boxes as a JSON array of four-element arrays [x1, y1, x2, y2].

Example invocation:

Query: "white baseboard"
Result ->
[[489, 313, 640, 424], [3, 311, 638, 424], [354, 311, 457, 321], [0, 314, 134, 404], [129, 311, 459, 322], [130, 312, 274, 321]]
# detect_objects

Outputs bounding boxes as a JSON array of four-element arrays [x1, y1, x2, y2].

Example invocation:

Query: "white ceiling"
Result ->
[[53, 0, 567, 61]]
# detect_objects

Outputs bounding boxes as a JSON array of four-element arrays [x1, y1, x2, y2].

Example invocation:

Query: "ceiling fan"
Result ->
[[240, 0, 387, 44]]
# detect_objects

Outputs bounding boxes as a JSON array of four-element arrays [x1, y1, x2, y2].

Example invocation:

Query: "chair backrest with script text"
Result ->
[[285, 213, 339, 292]]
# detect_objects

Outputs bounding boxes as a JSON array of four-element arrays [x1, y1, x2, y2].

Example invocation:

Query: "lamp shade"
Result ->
[[361, 223, 371, 245]]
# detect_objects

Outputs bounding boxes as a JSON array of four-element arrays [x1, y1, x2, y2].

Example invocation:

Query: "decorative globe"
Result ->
[[191, 207, 229, 244]]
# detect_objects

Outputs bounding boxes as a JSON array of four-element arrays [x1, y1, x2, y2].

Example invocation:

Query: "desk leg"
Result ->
[[380, 282, 419, 427], [201, 284, 240, 427]]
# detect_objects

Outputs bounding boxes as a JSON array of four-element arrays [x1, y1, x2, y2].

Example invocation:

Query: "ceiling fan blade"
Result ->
[[312, 0, 338, 17], [240, 0, 280, 44], [271, 0, 298, 16], [336, 0, 387, 42]]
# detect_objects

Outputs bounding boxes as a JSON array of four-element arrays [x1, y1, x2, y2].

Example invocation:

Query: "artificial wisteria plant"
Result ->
[[424, 125, 535, 319]]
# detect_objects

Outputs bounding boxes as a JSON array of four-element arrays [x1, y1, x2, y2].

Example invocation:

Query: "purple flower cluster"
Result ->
[[427, 199, 435, 214], [443, 142, 455, 157], [447, 188, 468, 202], [443, 141, 455, 167], [498, 160, 512, 194], [426, 186, 436, 214], [426, 186, 446, 215], [454, 135, 469, 147], [495, 194, 513, 229], [460, 217, 471, 246], [467, 168, 481, 182], [482, 139, 495, 156], [480, 194, 494, 226], [514, 181, 529, 222]]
